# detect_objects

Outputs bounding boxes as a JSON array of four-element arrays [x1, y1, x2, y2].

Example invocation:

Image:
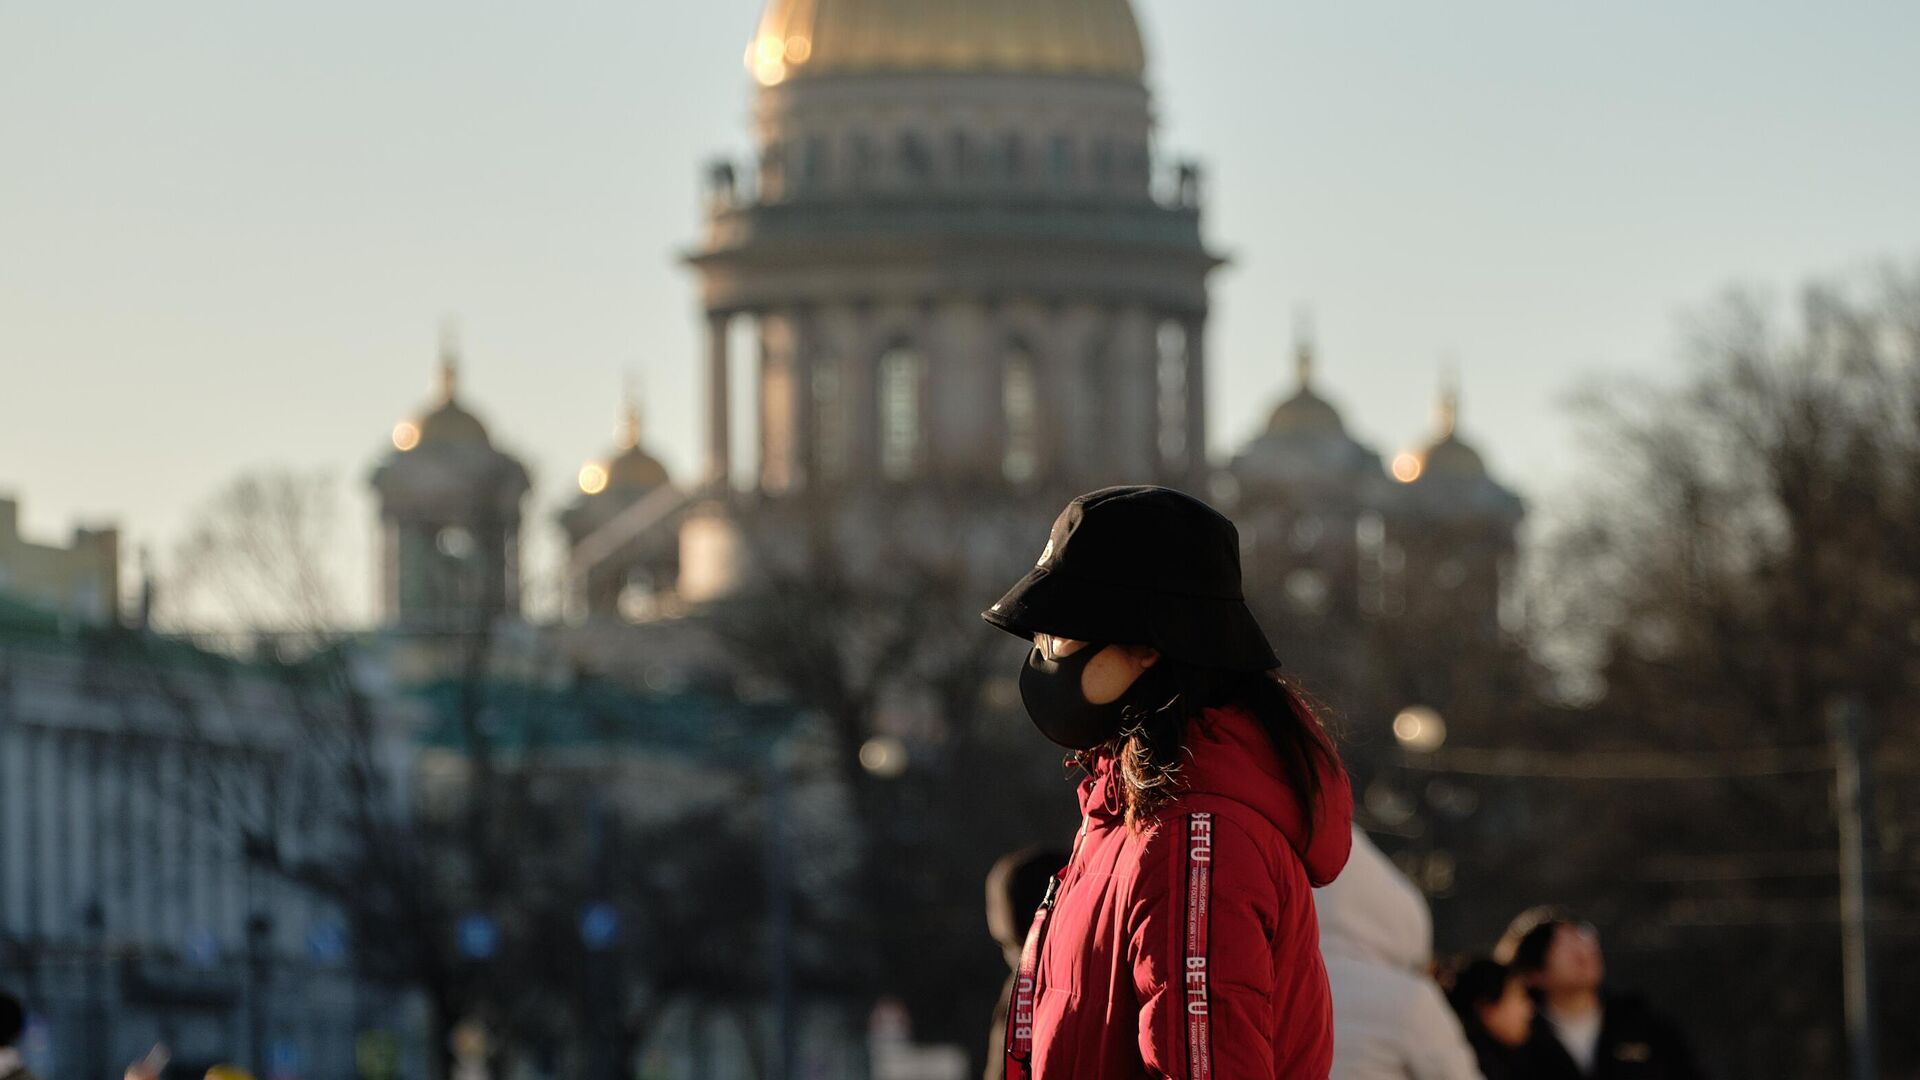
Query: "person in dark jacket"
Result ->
[[1496, 909, 1704, 1080], [0, 992, 38, 1080], [982, 485, 1354, 1079], [1443, 958, 1534, 1080], [984, 846, 1072, 1080]]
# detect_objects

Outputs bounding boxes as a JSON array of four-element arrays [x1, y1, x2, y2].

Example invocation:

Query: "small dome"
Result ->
[[416, 399, 491, 448], [1404, 372, 1492, 483], [1262, 332, 1348, 437], [605, 445, 671, 491], [1266, 389, 1347, 438], [1419, 434, 1487, 479], [393, 333, 494, 451], [580, 391, 671, 496], [746, 0, 1147, 86]]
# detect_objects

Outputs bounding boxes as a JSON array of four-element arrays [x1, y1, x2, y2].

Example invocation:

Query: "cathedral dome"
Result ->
[[391, 338, 494, 452], [1231, 333, 1386, 495], [746, 0, 1147, 86], [1265, 388, 1347, 438], [415, 399, 491, 448], [605, 446, 670, 491], [1406, 377, 1489, 482], [1419, 434, 1487, 479], [1262, 335, 1350, 438], [578, 394, 672, 497]]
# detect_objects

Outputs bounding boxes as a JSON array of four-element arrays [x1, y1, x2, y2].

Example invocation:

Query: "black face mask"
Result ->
[[1019, 643, 1170, 750]]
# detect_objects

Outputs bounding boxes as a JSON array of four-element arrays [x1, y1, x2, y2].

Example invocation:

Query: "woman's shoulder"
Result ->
[[1130, 791, 1290, 883]]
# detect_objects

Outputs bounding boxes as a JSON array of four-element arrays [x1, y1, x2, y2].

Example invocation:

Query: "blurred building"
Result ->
[[344, 2, 1530, 1073], [0, 599, 378, 1080], [369, 329, 531, 633], [356, 0, 1525, 661], [0, 496, 120, 628], [1224, 337, 1524, 646]]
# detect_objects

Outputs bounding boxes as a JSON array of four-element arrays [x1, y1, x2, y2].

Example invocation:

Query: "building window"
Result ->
[[1091, 138, 1116, 189], [1156, 320, 1189, 470], [813, 360, 847, 483], [950, 130, 973, 184], [1076, 341, 1109, 472], [898, 133, 932, 184], [760, 142, 787, 200], [849, 134, 877, 187], [1002, 133, 1027, 185], [1003, 348, 1040, 485], [800, 135, 827, 191], [1048, 134, 1075, 185], [878, 346, 923, 481]]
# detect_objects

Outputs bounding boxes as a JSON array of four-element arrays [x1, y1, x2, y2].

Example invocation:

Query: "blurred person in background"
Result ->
[[981, 485, 1354, 1079], [1497, 909, 1704, 1080], [1443, 958, 1534, 1080], [983, 846, 1071, 1080], [0, 991, 39, 1080], [1313, 825, 1482, 1080]]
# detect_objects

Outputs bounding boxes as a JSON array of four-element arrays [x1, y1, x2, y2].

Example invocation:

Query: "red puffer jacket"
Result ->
[[1006, 703, 1353, 1079]]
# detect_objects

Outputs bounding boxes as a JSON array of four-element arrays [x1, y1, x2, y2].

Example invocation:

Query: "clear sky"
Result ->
[[4, 1, 1918, 622]]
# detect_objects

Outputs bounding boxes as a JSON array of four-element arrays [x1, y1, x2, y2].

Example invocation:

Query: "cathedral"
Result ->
[[366, 0, 1524, 697]]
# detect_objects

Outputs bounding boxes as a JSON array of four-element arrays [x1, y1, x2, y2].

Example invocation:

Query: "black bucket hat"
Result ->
[[982, 485, 1280, 672]]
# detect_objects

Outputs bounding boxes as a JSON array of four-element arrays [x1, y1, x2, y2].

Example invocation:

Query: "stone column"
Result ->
[[1113, 304, 1157, 479], [1184, 313, 1208, 489], [705, 310, 732, 492], [845, 311, 880, 487], [792, 309, 816, 493]]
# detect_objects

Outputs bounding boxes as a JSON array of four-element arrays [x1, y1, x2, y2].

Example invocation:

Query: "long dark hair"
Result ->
[[1076, 661, 1341, 833]]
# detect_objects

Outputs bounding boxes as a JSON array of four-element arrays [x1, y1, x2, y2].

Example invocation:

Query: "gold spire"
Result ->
[[437, 317, 461, 403], [616, 373, 641, 451], [1436, 362, 1460, 440], [1293, 307, 1316, 389], [747, 0, 1146, 86]]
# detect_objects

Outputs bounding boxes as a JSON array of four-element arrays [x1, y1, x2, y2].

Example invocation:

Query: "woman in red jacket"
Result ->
[[983, 485, 1354, 1080]]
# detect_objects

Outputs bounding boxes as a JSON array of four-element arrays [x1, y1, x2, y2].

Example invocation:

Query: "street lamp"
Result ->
[[246, 911, 275, 1079], [857, 735, 908, 779], [1392, 706, 1447, 753], [82, 899, 106, 1080]]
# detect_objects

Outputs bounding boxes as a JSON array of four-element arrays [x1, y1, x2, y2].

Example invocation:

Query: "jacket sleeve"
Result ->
[[1404, 980, 1486, 1080], [1126, 810, 1282, 1079]]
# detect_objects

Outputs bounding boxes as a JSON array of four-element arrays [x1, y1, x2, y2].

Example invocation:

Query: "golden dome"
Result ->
[[399, 334, 493, 450], [1266, 389, 1346, 438], [1405, 372, 1489, 482], [1264, 334, 1349, 437], [581, 391, 670, 494], [746, 0, 1147, 86], [416, 400, 491, 448]]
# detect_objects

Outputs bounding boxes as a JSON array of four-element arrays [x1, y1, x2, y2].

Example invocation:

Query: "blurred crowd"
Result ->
[[983, 827, 1705, 1080]]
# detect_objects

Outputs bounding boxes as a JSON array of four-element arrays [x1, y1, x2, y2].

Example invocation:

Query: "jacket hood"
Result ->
[[1080, 702, 1353, 886], [1313, 825, 1432, 972]]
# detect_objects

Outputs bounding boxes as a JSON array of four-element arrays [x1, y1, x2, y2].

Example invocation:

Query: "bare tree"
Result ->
[[1527, 261, 1920, 1076], [703, 492, 1079, 1073], [143, 468, 783, 1080]]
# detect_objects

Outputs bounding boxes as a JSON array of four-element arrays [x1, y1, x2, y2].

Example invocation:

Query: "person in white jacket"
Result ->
[[1314, 825, 1484, 1080]]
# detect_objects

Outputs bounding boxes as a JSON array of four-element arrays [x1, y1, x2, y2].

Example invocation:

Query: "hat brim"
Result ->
[[982, 567, 1280, 673]]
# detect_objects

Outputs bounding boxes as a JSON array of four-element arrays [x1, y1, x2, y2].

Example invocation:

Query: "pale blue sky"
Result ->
[[4, 2, 1918, 620]]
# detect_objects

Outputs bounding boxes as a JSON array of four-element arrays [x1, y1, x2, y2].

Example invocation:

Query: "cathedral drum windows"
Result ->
[[897, 132, 933, 185], [1155, 319, 1191, 472], [1047, 134, 1076, 185], [1285, 568, 1331, 615], [878, 346, 925, 481], [847, 133, 878, 188], [1002, 348, 1041, 485], [1000, 132, 1027, 185], [811, 360, 848, 483], [1289, 514, 1324, 553]]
